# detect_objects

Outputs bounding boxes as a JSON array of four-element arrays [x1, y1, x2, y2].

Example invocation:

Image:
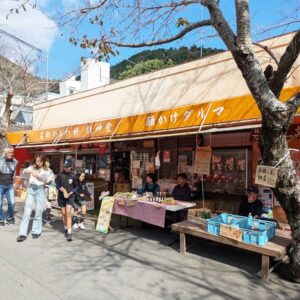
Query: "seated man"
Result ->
[[172, 173, 191, 201], [239, 186, 263, 218]]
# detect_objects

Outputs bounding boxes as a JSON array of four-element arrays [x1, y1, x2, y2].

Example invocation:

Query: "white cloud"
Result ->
[[0, 0, 58, 54]]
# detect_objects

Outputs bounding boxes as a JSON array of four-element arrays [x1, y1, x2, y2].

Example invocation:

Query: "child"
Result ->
[[17, 155, 50, 242], [56, 159, 78, 241], [73, 172, 93, 230]]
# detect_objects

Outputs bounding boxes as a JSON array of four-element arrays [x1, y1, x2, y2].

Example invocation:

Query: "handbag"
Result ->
[[48, 185, 58, 201], [20, 189, 28, 202]]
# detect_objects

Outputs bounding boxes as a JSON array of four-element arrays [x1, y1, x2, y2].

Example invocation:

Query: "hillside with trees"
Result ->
[[111, 46, 223, 79]]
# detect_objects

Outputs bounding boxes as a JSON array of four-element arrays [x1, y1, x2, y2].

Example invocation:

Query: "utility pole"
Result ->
[[46, 53, 49, 100]]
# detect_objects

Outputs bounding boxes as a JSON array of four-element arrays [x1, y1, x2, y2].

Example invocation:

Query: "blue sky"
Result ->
[[0, 0, 299, 81]]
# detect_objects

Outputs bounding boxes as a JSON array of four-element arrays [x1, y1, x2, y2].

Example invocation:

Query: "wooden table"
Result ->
[[172, 221, 291, 280]]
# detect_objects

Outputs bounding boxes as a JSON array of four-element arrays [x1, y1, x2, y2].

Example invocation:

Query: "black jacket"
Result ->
[[172, 183, 191, 201], [76, 181, 91, 201], [56, 171, 78, 200], [239, 197, 263, 217]]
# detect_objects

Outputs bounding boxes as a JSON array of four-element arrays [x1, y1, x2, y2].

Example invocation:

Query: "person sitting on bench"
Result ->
[[239, 186, 263, 218], [172, 173, 191, 201]]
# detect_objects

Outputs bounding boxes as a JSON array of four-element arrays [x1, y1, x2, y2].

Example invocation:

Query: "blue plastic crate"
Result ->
[[207, 213, 248, 235], [241, 219, 276, 246]]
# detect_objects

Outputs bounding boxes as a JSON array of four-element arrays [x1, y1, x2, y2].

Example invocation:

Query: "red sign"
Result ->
[[163, 150, 171, 163], [98, 146, 106, 155]]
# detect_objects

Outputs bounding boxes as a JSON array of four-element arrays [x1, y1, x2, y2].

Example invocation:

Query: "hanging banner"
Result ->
[[96, 196, 115, 234], [220, 224, 243, 241], [194, 147, 212, 174], [6, 86, 300, 146], [255, 165, 278, 188]]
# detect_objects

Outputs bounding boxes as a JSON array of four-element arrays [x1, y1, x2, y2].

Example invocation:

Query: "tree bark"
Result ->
[[202, 0, 300, 282], [0, 91, 13, 150]]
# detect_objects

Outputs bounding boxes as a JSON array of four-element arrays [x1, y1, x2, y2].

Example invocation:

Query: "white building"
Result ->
[[59, 59, 110, 97]]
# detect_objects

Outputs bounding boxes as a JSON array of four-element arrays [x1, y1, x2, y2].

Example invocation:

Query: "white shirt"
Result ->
[[24, 166, 52, 186]]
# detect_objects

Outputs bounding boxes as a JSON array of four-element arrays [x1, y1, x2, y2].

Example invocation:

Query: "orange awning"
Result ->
[[6, 85, 300, 146]]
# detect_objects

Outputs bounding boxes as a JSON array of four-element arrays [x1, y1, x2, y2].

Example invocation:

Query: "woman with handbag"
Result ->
[[17, 155, 51, 242], [72, 172, 93, 230]]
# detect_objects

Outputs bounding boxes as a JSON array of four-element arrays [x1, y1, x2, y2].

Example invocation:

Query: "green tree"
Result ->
[[111, 46, 222, 79], [118, 59, 174, 80]]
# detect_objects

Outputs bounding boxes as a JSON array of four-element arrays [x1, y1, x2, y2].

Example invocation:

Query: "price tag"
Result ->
[[220, 224, 243, 241]]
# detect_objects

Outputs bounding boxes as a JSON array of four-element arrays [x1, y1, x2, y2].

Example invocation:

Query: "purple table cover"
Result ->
[[113, 199, 166, 228]]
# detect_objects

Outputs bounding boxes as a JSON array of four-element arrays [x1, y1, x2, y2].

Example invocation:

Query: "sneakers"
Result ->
[[32, 234, 41, 239], [73, 223, 79, 229], [17, 235, 27, 242], [78, 222, 85, 230], [0, 220, 4, 226], [6, 218, 15, 225], [66, 233, 72, 242], [64, 229, 68, 237]]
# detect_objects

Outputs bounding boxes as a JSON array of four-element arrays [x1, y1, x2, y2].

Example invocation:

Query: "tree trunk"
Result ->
[[260, 108, 300, 283], [228, 45, 300, 282], [0, 91, 13, 151]]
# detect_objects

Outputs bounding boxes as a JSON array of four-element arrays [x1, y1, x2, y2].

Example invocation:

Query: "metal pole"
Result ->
[[201, 174, 205, 209], [46, 54, 49, 100], [200, 5, 203, 59]]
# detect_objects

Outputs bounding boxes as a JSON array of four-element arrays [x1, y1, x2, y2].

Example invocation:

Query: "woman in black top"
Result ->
[[73, 172, 93, 230]]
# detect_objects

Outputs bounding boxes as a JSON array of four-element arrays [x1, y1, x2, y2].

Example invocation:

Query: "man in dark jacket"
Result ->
[[0, 146, 18, 226], [239, 186, 263, 217], [172, 173, 191, 201]]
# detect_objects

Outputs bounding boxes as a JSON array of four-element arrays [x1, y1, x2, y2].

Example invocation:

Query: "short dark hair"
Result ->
[[146, 173, 157, 183], [177, 173, 187, 180], [247, 186, 259, 194]]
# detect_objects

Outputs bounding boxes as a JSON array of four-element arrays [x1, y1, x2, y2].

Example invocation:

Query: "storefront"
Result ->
[[6, 33, 300, 221]]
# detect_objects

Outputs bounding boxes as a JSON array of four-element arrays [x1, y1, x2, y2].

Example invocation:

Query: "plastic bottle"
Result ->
[[247, 213, 253, 228]]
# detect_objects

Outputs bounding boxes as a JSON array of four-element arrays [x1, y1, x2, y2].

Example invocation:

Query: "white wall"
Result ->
[[81, 59, 110, 91], [59, 76, 81, 96], [33, 33, 300, 130]]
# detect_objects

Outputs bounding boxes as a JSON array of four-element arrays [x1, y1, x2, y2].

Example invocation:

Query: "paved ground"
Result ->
[[0, 201, 299, 300]]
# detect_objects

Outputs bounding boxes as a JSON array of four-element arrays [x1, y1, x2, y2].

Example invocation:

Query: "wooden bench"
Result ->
[[172, 221, 291, 281]]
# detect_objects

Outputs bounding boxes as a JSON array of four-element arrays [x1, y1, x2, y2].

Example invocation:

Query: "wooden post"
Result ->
[[261, 255, 270, 281], [180, 232, 186, 254]]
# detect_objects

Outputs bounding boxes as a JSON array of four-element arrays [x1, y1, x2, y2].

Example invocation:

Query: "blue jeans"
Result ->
[[19, 185, 46, 236], [0, 184, 15, 221]]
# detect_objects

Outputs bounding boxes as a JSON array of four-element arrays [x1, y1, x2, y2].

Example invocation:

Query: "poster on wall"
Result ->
[[86, 182, 95, 210], [178, 155, 187, 164], [194, 147, 212, 175], [163, 150, 171, 163], [146, 162, 155, 172], [96, 196, 115, 234], [132, 160, 141, 169], [75, 160, 83, 168], [258, 187, 273, 208], [254, 165, 278, 188], [132, 177, 143, 189]]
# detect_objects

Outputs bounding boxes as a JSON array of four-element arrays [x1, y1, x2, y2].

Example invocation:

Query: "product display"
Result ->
[[201, 149, 250, 195]]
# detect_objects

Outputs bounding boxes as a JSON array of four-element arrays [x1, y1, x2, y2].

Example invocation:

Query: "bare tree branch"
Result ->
[[269, 30, 300, 97], [253, 42, 279, 65], [108, 19, 212, 48]]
